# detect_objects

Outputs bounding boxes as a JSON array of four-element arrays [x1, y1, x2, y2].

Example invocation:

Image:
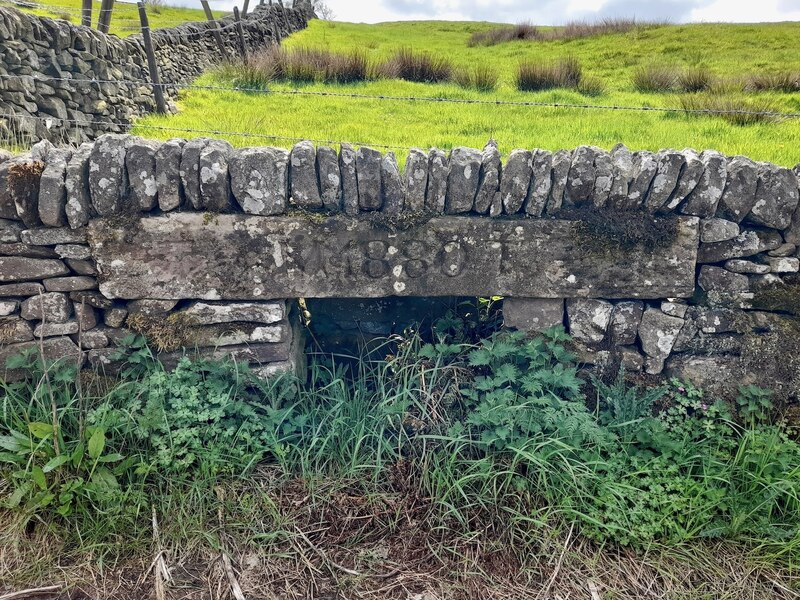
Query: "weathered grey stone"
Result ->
[[638, 308, 684, 361], [183, 301, 285, 325], [746, 164, 799, 230], [750, 274, 784, 291], [592, 150, 613, 209], [768, 243, 797, 257], [546, 150, 571, 214], [694, 308, 740, 334], [768, 257, 800, 273], [0, 282, 44, 296], [43, 276, 96, 292], [0, 300, 18, 317], [1, 338, 83, 382], [229, 146, 289, 216], [698, 229, 783, 263], [64, 142, 94, 228], [609, 300, 644, 345], [698, 265, 749, 293], [680, 150, 727, 218], [665, 356, 742, 396], [664, 149, 703, 211], [34, 321, 80, 338], [31, 140, 55, 163], [646, 149, 684, 212], [155, 138, 185, 212], [381, 152, 405, 214], [339, 144, 359, 216], [609, 144, 635, 208], [0, 243, 57, 258], [0, 150, 12, 165], [724, 260, 770, 275], [78, 328, 109, 350], [0, 257, 69, 282], [700, 218, 739, 243], [356, 146, 382, 211], [127, 299, 179, 316], [503, 298, 564, 333], [566, 298, 613, 344], [426, 149, 448, 214], [55, 244, 90, 260], [0, 219, 23, 242], [199, 139, 234, 212], [473, 143, 500, 215], [0, 317, 33, 343], [716, 156, 758, 223], [289, 140, 321, 210], [20, 292, 72, 322], [38, 148, 71, 227], [489, 191, 503, 218], [445, 147, 481, 214], [626, 151, 658, 209], [404, 148, 429, 213], [179, 137, 211, 210], [0, 160, 21, 221], [74, 303, 97, 331], [317, 146, 342, 212], [90, 214, 700, 301], [89, 133, 131, 217], [500, 149, 532, 214], [70, 291, 114, 309], [661, 301, 688, 319], [160, 341, 292, 369], [125, 138, 160, 211], [21, 227, 86, 245], [64, 258, 98, 277], [619, 346, 645, 372], [192, 323, 288, 347], [104, 307, 128, 328], [564, 145, 597, 208], [526, 149, 553, 217]]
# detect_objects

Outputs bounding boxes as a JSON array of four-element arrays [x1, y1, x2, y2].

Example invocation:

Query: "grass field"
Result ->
[[133, 19, 800, 166], [4, 0, 221, 37]]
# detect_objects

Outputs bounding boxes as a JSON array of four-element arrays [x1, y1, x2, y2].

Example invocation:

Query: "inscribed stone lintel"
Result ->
[[88, 214, 699, 301]]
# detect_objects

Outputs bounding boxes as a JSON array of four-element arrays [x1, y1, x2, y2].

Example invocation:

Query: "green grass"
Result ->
[[133, 19, 800, 166], [5, 0, 222, 37]]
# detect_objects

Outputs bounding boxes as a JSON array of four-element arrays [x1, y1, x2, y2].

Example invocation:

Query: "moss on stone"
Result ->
[[752, 282, 800, 316], [126, 312, 198, 352], [563, 207, 680, 255]]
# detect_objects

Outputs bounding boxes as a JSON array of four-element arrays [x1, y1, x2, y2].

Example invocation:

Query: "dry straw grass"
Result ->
[[469, 18, 663, 47]]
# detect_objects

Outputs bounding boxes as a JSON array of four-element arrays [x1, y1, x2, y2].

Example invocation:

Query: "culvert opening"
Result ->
[[301, 296, 504, 366]]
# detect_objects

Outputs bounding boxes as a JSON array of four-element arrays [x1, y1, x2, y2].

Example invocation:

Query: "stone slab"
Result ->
[[89, 214, 700, 301]]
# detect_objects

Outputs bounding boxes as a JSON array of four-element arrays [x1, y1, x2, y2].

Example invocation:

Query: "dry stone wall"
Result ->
[[0, 2, 311, 143], [2, 135, 800, 399]]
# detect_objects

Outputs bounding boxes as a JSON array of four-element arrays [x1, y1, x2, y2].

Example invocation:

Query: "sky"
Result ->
[[191, 0, 800, 24]]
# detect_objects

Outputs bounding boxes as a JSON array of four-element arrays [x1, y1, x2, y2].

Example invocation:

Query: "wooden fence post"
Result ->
[[137, 1, 167, 114], [97, 0, 115, 34], [233, 7, 249, 62], [242, 0, 251, 17], [200, 0, 230, 62], [81, 0, 92, 27]]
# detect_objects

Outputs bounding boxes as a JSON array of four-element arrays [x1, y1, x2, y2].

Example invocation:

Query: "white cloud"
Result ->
[[162, 0, 800, 24]]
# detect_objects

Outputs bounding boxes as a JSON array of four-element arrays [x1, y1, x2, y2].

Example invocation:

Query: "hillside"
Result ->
[[135, 18, 800, 166]]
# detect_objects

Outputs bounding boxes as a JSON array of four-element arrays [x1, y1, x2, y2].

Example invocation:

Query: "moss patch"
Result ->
[[126, 312, 198, 353], [752, 282, 800, 315], [563, 207, 680, 254]]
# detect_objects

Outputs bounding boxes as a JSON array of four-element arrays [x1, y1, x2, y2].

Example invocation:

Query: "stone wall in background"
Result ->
[[2, 136, 800, 400], [0, 2, 311, 143]]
